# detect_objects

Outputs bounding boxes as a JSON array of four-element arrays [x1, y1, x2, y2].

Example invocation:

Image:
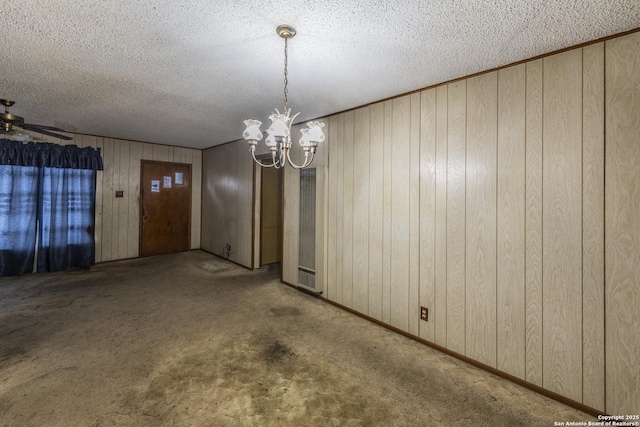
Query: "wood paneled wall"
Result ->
[[303, 31, 640, 414], [201, 141, 253, 267], [281, 121, 330, 287], [18, 132, 202, 262], [605, 32, 640, 416]]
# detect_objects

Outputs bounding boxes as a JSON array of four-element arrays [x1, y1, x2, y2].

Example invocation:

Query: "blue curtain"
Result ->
[[37, 168, 96, 272], [0, 139, 103, 276], [0, 165, 39, 276]]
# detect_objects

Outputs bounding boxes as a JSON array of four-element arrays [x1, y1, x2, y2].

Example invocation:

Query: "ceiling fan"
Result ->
[[1, 99, 73, 141]]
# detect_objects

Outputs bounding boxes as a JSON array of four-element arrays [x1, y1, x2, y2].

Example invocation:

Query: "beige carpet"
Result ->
[[0, 250, 595, 426]]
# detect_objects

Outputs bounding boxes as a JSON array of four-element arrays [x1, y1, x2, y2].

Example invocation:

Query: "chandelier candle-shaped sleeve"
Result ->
[[299, 121, 325, 150], [243, 119, 263, 145], [267, 109, 291, 142]]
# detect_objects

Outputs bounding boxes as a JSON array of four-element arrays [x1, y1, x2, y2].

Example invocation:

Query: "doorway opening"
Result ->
[[259, 165, 283, 268]]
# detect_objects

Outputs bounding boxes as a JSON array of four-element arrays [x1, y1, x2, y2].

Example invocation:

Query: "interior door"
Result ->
[[140, 160, 191, 257]]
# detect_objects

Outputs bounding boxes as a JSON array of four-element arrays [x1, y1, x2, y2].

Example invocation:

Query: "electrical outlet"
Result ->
[[420, 306, 428, 321]]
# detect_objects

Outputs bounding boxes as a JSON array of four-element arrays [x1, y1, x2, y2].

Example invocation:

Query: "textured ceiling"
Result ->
[[1, 1, 639, 149]]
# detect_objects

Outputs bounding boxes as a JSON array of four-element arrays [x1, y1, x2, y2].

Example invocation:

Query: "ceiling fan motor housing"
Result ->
[[0, 99, 72, 140]]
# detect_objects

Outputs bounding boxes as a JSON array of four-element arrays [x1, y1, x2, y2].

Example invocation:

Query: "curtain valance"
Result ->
[[0, 139, 103, 171]]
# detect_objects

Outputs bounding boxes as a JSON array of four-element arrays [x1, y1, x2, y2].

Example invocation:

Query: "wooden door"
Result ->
[[140, 160, 191, 257]]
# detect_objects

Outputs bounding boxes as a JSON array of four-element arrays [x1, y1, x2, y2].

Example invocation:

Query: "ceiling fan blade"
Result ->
[[21, 122, 68, 132], [17, 124, 73, 141]]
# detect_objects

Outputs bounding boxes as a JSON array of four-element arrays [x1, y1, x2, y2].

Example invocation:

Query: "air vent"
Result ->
[[298, 168, 316, 289]]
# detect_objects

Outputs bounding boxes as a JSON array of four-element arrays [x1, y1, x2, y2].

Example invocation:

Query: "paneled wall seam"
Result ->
[[367, 106, 372, 316], [541, 58, 545, 389], [602, 39, 607, 413], [464, 79, 468, 358], [581, 47, 585, 404], [524, 63, 528, 382], [495, 74, 500, 371], [581, 47, 585, 405]]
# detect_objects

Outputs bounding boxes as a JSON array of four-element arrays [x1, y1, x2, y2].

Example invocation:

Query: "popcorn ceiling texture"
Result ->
[[0, 0, 638, 148]]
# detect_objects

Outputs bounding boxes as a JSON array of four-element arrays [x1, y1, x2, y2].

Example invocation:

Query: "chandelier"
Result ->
[[242, 25, 325, 169]]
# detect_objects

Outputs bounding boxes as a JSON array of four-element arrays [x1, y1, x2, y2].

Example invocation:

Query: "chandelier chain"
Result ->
[[283, 36, 289, 113]]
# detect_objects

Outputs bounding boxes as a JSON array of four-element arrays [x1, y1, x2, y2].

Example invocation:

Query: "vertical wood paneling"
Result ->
[[143, 143, 153, 160], [156, 145, 170, 162], [101, 138, 114, 261], [297, 31, 640, 413], [419, 88, 436, 341], [525, 58, 544, 387], [434, 86, 448, 347], [316, 121, 329, 293], [229, 145, 240, 263], [382, 101, 393, 323], [496, 64, 526, 378], [253, 164, 261, 269], [284, 135, 303, 271], [543, 48, 583, 402], [353, 107, 370, 314], [368, 103, 384, 321], [327, 115, 339, 302], [117, 140, 130, 259], [390, 95, 411, 331], [200, 148, 215, 252], [282, 160, 300, 284], [178, 147, 184, 163], [72, 134, 83, 147], [316, 166, 327, 291], [465, 72, 498, 367], [191, 149, 202, 249], [184, 150, 193, 248], [224, 145, 236, 261], [605, 32, 640, 415], [336, 113, 345, 305], [409, 93, 421, 336], [110, 139, 121, 260], [582, 42, 605, 412], [237, 148, 252, 265], [127, 142, 142, 258], [342, 111, 355, 307], [446, 81, 466, 355]]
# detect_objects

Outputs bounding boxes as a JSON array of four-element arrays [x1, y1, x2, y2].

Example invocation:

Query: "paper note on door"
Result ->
[[175, 172, 183, 185], [163, 176, 172, 188], [151, 180, 160, 193]]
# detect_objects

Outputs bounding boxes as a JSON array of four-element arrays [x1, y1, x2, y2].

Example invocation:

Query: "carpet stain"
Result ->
[[198, 260, 233, 275], [263, 340, 295, 364], [131, 336, 392, 426]]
